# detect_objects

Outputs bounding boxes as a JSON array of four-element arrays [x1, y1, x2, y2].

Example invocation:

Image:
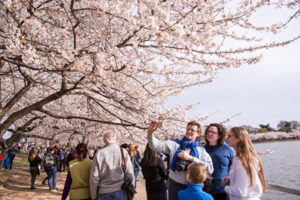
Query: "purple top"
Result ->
[[61, 170, 72, 200], [59, 149, 67, 160]]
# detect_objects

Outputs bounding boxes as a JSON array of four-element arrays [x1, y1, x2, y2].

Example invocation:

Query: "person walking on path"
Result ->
[[204, 123, 234, 200], [147, 121, 213, 200], [90, 131, 135, 200], [44, 147, 58, 191], [28, 149, 42, 189], [141, 144, 168, 200], [62, 143, 93, 200], [0, 149, 3, 171], [59, 145, 67, 172], [7, 146, 17, 171], [128, 144, 141, 190], [178, 162, 213, 200], [222, 127, 266, 200], [66, 148, 77, 168]]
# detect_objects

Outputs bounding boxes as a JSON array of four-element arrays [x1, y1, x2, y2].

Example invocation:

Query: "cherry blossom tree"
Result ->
[[0, 0, 299, 146]]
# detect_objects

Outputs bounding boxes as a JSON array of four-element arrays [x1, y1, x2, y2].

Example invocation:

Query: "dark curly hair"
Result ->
[[76, 143, 88, 159], [205, 123, 227, 146]]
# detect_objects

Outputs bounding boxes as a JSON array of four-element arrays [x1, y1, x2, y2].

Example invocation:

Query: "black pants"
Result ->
[[30, 166, 39, 187], [8, 156, 15, 170], [59, 160, 65, 171], [212, 193, 229, 200], [168, 179, 187, 200]]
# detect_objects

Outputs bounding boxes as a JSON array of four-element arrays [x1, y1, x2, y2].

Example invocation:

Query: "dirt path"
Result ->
[[0, 152, 146, 200]]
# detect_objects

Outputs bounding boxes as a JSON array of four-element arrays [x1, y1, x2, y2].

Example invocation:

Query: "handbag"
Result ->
[[120, 148, 135, 199]]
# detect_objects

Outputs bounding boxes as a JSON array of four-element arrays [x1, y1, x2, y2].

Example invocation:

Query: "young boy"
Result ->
[[178, 162, 214, 200]]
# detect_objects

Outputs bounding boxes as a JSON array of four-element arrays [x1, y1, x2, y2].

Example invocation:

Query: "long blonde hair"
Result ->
[[230, 127, 266, 193], [128, 144, 136, 158]]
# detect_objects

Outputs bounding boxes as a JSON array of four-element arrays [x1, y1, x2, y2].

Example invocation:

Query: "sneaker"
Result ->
[[51, 189, 57, 192], [30, 186, 36, 190]]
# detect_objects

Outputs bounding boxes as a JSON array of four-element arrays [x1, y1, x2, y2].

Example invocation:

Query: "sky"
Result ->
[[167, 6, 300, 129]]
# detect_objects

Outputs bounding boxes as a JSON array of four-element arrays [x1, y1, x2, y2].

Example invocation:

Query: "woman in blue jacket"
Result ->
[[204, 123, 234, 200]]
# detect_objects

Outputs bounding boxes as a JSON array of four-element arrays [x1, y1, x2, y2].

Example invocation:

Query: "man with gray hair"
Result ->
[[90, 131, 134, 200]]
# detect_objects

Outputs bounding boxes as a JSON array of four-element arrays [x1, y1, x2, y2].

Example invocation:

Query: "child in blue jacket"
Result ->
[[178, 162, 213, 200]]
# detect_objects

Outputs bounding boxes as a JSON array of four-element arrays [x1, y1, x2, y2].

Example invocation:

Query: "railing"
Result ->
[[267, 184, 300, 196]]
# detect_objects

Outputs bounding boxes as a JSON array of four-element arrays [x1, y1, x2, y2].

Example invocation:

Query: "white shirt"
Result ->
[[224, 157, 263, 200], [148, 135, 214, 184]]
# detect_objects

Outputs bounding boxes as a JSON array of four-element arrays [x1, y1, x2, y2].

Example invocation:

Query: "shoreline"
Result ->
[[252, 138, 300, 144]]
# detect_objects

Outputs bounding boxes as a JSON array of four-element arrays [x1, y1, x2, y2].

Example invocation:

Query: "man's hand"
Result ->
[[177, 151, 193, 161], [222, 176, 230, 186], [147, 121, 158, 137]]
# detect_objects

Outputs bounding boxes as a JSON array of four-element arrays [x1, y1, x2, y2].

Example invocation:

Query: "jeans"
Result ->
[[8, 156, 15, 170], [45, 166, 57, 190], [134, 169, 139, 189], [59, 159, 65, 171], [98, 190, 128, 200], [168, 179, 187, 200]]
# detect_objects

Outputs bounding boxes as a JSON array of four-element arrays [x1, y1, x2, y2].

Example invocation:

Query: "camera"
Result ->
[[175, 160, 191, 171], [121, 177, 135, 198]]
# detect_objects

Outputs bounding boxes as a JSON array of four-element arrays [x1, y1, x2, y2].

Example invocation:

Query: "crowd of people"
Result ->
[[1, 120, 266, 200]]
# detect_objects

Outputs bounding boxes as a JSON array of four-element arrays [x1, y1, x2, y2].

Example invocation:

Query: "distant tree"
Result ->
[[277, 120, 288, 130], [258, 124, 274, 132], [241, 125, 257, 134], [284, 122, 292, 133], [257, 127, 268, 133], [277, 120, 297, 133]]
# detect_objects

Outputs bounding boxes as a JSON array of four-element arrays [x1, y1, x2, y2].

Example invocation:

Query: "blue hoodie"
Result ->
[[178, 182, 213, 200]]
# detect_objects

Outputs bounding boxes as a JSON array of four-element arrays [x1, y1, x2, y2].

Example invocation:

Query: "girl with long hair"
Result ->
[[28, 149, 41, 189], [141, 144, 168, 200], [222, 127, 266, 200], [204, 123, 234, 200]]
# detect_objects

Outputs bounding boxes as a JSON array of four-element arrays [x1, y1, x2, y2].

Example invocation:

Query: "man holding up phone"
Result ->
[[147, 121, 213, 200]]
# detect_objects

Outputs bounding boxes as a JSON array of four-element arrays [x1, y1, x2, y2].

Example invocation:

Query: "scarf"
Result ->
[[169, 136, 200, 171]]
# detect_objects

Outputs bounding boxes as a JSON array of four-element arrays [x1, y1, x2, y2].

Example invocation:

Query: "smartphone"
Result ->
[[157, 122, 163, 128]]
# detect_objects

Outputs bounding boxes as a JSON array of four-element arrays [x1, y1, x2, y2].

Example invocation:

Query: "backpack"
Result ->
[[44, 153, 55, 167]]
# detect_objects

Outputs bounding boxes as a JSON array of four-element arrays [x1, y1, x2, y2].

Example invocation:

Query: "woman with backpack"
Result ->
[[44, 147, 58, 191], [28, 149, 42, 189]]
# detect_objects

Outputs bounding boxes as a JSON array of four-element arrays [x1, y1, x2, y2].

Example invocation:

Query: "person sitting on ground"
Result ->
[[147, 121, 214, 200], [62, 143, 93, 200], [28, 149, 42, 189], [178, 162, 213, 200]]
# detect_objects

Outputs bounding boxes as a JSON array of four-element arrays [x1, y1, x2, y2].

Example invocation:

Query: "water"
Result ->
[[254, 140, 300, 200]]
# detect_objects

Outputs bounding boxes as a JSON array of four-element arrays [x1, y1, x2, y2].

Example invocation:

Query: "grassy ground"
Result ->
[[0, 150, 146, 200]]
